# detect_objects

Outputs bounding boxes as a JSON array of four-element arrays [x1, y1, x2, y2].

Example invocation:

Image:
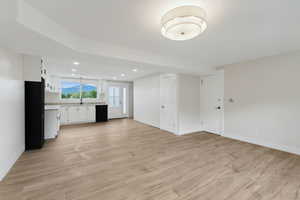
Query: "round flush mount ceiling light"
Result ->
[[161, 6, 207, 41]]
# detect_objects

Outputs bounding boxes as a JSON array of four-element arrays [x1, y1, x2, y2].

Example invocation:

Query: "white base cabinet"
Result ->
[[60, 105, 96, 125], [87, 106, 96, 122], [60, 107, 69, 125], [45, 106, 61, 139]]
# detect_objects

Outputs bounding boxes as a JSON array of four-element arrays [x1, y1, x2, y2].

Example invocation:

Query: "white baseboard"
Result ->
[[133, 119, 160, 129], [203, 129, 221, 135], [0, 147, 24, 181], [179, 129, 204, 136], [223, 133, 300, 156]]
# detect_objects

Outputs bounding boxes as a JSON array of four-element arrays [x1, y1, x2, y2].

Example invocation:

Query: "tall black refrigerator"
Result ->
[[25, 78, 45, 150]]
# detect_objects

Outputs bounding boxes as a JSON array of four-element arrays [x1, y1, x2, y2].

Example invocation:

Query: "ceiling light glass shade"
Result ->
[[161, 6, 207, 41]]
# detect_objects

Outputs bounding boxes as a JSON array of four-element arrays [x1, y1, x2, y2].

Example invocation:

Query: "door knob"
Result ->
[[216, 106, 221, 110], [161, 105, 165, 109]]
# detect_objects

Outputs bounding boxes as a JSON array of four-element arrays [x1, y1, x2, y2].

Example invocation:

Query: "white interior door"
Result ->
[[108, 84, 128, 119], [200, 72, 224, 135], [160, 74, 178, 134]]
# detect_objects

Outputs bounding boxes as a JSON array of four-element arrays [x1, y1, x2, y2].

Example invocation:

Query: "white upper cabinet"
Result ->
[[41, 59, 60, 93], [41, 59, 47, 79], [45, 75, 60, 93]]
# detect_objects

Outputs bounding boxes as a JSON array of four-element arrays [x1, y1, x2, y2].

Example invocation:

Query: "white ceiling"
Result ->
[[1, 0, 300, 80]]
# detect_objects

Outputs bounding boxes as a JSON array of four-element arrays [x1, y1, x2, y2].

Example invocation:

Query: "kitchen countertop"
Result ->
[[45, 105, 61, 110], [45, 102, 107, 106]]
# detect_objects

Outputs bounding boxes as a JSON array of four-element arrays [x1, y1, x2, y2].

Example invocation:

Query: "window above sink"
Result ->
[[61, 78, 100, 102]]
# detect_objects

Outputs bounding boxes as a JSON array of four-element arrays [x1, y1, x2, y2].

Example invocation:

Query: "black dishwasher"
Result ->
[[95, 105, 108, 122]]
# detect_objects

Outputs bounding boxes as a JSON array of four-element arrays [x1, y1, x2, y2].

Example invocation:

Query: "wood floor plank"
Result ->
[[1, 119, 300, 200]]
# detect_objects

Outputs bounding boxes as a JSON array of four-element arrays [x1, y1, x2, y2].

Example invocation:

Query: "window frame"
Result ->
[[60, 78, 99, 102], [60, 79, 81, 101], [108, 86, 121, 107], [81, 82, 98, 100]]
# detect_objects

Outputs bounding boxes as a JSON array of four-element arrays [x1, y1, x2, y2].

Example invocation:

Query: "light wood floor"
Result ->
[[1, 119, 300, 200]]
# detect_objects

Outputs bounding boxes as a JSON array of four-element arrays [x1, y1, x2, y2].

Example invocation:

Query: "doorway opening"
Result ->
[[108, 84, 129, 119]]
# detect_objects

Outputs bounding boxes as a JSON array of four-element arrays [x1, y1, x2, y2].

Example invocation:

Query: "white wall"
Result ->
[[134, 73, 201, 134], [134, 75, 160, 128], [224, 51, 300, 155], [23, 55, 41, 81], [0, 47, 25, 181], [177, 74, 201, 135]]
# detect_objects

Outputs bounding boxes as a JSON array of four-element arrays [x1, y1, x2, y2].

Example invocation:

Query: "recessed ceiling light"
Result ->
[[73, 61, 80, 65], [72, 73, 75, 76], [132, 69, 138, 72], [113, 76, 117, 80], [161, 6, 207, 41], [72, 68, 77, 72], [121, 73, 125, 77]]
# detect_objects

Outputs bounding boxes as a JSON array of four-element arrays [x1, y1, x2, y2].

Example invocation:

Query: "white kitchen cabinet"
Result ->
[[42, 59, 60, 93], [60, 107, 69, 125], [53, 76, 60, 93], [78, 106, 88, 122], [68, 106, 80, 123], [41, 59, 47, 79], [60, 105, 96, 125], [45, 76, 60, 93], [86, 106, 96, 122], [45, 105, 61, 139]]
